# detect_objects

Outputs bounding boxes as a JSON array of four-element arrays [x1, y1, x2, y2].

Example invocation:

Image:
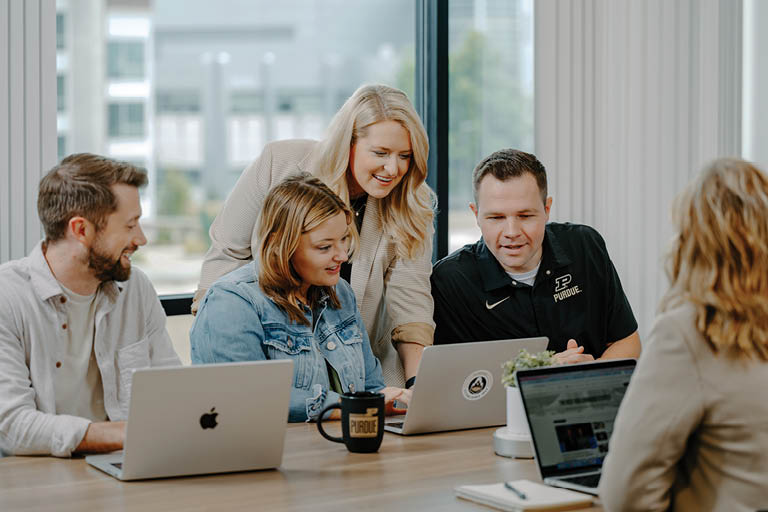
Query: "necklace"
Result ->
[[351, 195, 367, 217]]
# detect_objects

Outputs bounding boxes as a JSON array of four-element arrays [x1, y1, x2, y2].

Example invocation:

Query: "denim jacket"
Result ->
[[190, 262, 386, 422]]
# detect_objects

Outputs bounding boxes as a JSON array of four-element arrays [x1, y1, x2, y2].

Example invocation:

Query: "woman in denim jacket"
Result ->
[[190, 174, 409, 422]]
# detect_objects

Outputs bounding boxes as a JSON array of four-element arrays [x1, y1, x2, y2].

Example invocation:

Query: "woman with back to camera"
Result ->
[[599, 158, 768, 511], [193, 84, 435, 388], [190, 174, 410, 422]]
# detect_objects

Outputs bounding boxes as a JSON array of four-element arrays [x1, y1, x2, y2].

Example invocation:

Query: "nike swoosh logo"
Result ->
[[485, 296, 510, 310]]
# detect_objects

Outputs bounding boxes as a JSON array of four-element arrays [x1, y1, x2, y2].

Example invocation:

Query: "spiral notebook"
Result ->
[[455, 480, 593, 512]]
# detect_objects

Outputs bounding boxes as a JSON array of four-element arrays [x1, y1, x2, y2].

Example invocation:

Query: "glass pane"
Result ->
[[57, 75, 65, 111], [448, 0, 534, 253], [107, 41, 145, 79], [56, 0, 415, 295], [56, 13, 65, 49]]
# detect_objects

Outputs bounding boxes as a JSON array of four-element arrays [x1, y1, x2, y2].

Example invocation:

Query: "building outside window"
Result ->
[[107, 41, 145, 80], [55, 0, 534, 296], [108, 103, 145, 138]]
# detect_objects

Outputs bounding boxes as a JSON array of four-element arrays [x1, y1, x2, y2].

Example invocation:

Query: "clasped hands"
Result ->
[[554, 339, 595, 365]]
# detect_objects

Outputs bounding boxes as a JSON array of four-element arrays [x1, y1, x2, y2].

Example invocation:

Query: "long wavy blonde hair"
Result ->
[[257, 174, 358, 325], [660, 157, 768, 359], [312, 84, 435, 260]]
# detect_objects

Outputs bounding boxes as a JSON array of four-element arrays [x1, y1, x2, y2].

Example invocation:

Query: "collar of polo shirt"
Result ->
[[476, 225, 572, 292]]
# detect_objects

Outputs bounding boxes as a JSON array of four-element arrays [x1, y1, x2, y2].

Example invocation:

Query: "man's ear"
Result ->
[[469, 202, 481, 228], [68, 216, 95, 245], [544, 196, 553, 219]]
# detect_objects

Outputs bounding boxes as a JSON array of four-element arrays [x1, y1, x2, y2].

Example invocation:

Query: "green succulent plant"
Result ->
[[501, 349, 556, 387]]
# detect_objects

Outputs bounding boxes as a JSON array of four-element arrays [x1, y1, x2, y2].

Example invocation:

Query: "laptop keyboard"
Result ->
[[561, 474, 600, 488]]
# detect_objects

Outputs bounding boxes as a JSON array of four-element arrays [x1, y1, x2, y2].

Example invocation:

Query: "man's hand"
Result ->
[[75, 421, 126, 454], [554, 339, 595, 365]]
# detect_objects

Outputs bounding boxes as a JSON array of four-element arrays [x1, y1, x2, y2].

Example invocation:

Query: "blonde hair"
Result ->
[[257, 174, 358, 325], [312, 84, 435, 260], [660, 157, 768, 359]]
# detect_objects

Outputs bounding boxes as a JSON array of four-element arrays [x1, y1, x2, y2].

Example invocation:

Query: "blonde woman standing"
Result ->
[[190, 175, 409, 422], [599, 158, 768, 511], [194, 84, 435, 387]]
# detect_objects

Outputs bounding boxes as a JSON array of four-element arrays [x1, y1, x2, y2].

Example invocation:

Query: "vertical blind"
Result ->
[[0, 0, 56, 262], [535, 0, 743, 338]]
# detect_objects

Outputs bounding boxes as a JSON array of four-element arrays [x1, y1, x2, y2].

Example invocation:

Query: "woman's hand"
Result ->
[[381, 386, 412, 416]]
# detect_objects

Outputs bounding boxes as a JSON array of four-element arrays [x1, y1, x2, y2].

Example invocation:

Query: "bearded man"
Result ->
[[0, 154, 180, 457]]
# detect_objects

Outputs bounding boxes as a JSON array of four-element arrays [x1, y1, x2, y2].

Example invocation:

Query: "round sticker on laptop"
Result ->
[[462, 370, 493, 401]]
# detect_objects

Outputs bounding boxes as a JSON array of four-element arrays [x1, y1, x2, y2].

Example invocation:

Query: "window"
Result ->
[[56, 13, 65, 49], [108, 103, 145, 138], [107, 41, 145, 80], [447, 0, 534, 252], [57, 0, 417, 297], [57, 75, 65, 112], [57, 135, 66, 162]]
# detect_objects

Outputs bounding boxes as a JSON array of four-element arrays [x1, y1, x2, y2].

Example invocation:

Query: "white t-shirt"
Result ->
[[54, 285, 108, 422], [506, 262, 541, 287]]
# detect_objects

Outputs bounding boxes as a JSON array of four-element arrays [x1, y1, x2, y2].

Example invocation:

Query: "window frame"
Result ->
[[159, 0, 451, 316]]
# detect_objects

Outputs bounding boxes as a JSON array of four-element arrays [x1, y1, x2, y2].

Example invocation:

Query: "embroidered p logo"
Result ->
[[554, 274, 572, 292]]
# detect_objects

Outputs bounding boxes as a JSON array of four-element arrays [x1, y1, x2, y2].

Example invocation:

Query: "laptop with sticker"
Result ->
[[86, 360, 293, 480], [515, 358, 636, 495], [384, 337, 548, 435]]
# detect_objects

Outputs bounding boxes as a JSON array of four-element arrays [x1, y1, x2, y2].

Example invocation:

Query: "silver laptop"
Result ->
[[515, 358, 636, 495], [385, 337, 548, 435], [86, 360, 293, 481]]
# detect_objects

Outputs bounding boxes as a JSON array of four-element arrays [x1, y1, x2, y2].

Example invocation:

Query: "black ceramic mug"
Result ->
[[316, 391, 385, 453]]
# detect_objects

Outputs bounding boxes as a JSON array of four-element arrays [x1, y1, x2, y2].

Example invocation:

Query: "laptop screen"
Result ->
[[516, 360, 635, 477]]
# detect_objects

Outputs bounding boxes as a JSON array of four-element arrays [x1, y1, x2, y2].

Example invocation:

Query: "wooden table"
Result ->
[[0, 424, 602, 511]]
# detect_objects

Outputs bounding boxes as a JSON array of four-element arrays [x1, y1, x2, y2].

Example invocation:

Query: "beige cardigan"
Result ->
[[599, 302, 768, 512], [194, 139, 435, 386]]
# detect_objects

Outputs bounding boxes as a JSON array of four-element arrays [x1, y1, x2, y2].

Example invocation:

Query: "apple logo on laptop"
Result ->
[[200, 407, 218, 429]]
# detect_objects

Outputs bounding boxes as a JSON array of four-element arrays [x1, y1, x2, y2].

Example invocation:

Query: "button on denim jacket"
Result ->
[[190, 262, 386, 422]]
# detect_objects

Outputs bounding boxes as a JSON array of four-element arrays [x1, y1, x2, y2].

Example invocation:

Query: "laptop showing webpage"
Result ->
[[385, 337, 548, 435], [515, 359, 636, 495], [86, 360, 293, 481]]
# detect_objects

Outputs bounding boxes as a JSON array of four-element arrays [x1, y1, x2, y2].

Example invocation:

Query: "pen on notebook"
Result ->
[[503, 482, 527, 500]]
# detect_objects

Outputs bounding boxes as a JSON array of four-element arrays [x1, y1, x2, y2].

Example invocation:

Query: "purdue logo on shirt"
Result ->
[[553, 273, 582, 303]]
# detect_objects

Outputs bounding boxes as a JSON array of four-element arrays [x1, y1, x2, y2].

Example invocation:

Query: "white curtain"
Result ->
[[0, 0, 56, 262], [534, 0, 743, 338]]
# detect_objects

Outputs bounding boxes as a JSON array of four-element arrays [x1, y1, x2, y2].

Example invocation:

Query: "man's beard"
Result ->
[[88, 243, 134, 283]]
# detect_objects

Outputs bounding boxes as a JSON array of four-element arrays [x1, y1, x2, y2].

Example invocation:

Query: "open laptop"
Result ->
[[515, 358, 636, 495], [86, 360, 293, 480], [385, 337, 548, 435]]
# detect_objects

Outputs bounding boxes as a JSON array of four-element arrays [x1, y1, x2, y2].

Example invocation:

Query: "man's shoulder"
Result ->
[[433, 240, 483, 277], [548, 222, 605, 243], [0, 257, 36, 307], [547, 222, 609, 258], [0, 258, 30, 285]]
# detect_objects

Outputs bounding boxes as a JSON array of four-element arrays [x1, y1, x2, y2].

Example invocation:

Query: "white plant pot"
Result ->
[[506, 385, 531, 436], [493, 385, 534, 458]]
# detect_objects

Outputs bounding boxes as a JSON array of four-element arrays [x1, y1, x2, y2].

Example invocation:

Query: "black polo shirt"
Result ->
[[431, 223, 637, 357]]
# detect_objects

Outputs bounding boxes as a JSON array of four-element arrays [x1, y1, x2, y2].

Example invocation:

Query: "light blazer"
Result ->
[[599, 302, 768, 512], [194, 139, 435, 386]]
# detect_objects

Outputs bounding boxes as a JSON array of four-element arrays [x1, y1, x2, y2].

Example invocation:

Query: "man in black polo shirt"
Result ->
[[432, 149, 640, 363]]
